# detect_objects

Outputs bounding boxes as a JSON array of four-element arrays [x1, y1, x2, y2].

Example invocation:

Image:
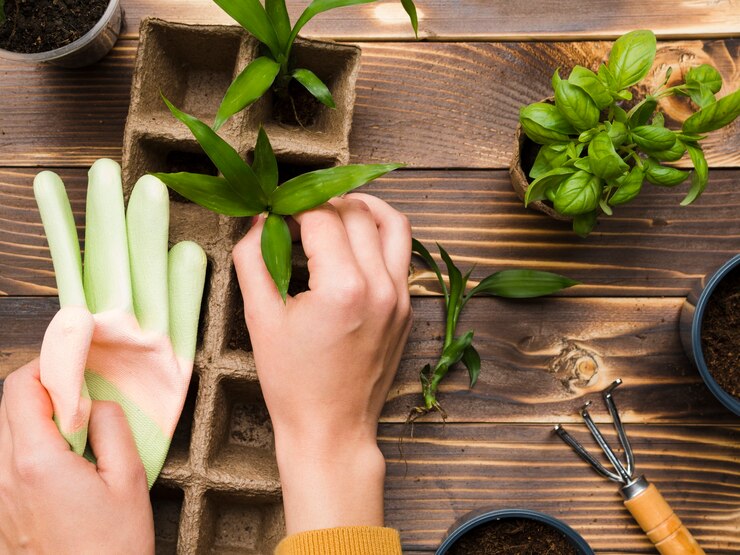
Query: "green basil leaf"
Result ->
[[555, 80, 600, 131], [524, 167, 575, 205], [469, 270, 578, 298], [578, 129, 598, 143], [588, 132, 629, 179], [530, 144, 569, 179], [214, 56, 281, 131], [597, 63, 617, 91], [652, 112, 665, 127], [400, 0, 419, 37], [606, 121, 628, 147], [253, 127, 279, 195], [568, 65, 613, 109], [573, 210, 599, 237], [676, 132, 707, 142], [152, 173, 260, 216], [265, 0, 292, 49], [609, 166, 644, 205], [520, 103, 576, 144], [683, 89, 740, 133], [599, 197, 613, 216], [573, 157, 592, 172], [552, 68, 563, 91], [438, 331, 474, 370], [292, 68, 336, 108], [213, 0, 282, 58], [553, 170, 602, 215], [685, 64, 722, 94], [628, 98, 657, 127], [607, 30, 656, 90], [650, 139, 686, 162], [461, 344, 481, 388], [270, 164, 402, 215], [162, 95, 267, 210], [630, 125, 676, 152], [645, 160, 689, 187], [612, 105, 629, 123], [289, 0, 375, 48], [261, 213, 292, 301], [680, 143, 709, 206], [411, 238, 447, 299]]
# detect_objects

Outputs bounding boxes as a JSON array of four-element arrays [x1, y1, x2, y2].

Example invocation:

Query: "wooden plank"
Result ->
[[3, 168, 738, 298], [2, 296, 734, 425], [0, 40, 738, 169], [114, 1, 740, 41], [379, 423, 740, 553]]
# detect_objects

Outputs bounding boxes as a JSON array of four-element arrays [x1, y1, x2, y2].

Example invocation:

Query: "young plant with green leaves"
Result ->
[[410, 239, 578, 417], [519, 29, 740, 236], [154, 95, 402, 300], [211, 0, 418, 130]]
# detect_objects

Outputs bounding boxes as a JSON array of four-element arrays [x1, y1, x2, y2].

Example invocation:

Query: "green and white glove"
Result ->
[[34, 159, 207, 487]]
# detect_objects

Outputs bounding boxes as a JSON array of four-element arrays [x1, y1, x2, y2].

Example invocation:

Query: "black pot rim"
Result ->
[[436, 507, 594, 555], [690, 253, 740, 415]]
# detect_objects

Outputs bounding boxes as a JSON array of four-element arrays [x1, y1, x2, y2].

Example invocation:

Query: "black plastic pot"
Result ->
[[680, 253, 740, 416], [436, 508, 594, 555]]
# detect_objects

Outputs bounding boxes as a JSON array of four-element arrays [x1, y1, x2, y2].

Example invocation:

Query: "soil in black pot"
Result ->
[[701, 266, 740, 398], [273, 79, 324, 128], [0, 0, 108, 53], [446, 518, 578, 555]]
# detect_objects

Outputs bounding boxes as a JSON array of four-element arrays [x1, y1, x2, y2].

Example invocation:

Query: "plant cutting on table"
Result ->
[[210, 0, 418, 130], [154, 95, 402, 300], [33, 159, 207, 488], [410, 240, 578, 417], [518, 29, 740, 236]]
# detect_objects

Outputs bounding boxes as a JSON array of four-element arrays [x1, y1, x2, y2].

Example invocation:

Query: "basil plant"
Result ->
[[211, 0, 418, 130], [154, 96, 402, 300], [519, 29, 740, 236]]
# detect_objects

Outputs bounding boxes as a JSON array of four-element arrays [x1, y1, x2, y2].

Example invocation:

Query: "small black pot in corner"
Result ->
[[437, 508, 594, 555], [680, 253, 740, 416]]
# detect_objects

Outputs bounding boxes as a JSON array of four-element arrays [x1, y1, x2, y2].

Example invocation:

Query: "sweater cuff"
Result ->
[[275, 526, 402, 555]]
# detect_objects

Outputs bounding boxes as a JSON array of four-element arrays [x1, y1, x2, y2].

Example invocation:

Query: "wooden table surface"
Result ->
[[1, 1, 739, 553]]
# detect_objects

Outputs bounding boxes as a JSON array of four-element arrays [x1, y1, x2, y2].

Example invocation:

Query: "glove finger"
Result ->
[[168, 241, 207, 362]]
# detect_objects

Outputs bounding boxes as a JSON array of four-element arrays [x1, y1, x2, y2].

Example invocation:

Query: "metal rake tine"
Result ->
[[554, 424, 621, 482], [581, 402, 631, 483], [603, 379, 635, 477]]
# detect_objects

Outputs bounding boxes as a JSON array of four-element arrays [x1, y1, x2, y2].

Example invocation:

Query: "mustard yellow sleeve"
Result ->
[[275, 526, 402, 555]]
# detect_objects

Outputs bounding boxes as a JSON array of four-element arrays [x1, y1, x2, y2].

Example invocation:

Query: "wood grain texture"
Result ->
[[3, 168, 738, 298], [0, 40, 737, 169], [379, 423, 740, 553], [112, 1, 740, 41]]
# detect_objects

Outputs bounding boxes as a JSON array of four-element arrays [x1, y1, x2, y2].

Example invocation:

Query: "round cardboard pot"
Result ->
[[680, 253, 740, 416], [436, 508, 594, 555], [0, 0, 122, 67]]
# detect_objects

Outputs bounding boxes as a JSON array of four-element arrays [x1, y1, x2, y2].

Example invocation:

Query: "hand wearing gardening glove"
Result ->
[[0, 362, 154, 554], [33, 159, 207, 488], [233, 193, 412, 542]]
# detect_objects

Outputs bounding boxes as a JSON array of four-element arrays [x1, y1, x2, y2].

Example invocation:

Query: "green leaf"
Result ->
[[588, 132, 629, 179], [573, 157, 592, 172], [645, 160, 689, 187], [214, 57, 281, 131], [573, 210, 599, 237], [607, 30, 656, 90], [605, 121, 628, 147], [292, 68, 336, 108], [597, 63, 618, 91], [609, 167, 644, 205], [628, 98, 658, 127], [552, 68, 563, 91], [438, 242, 464, 316], [568, 65, 613, 109], [289, 0, 375, 49], [680, 143, 709, 206], [683, 89, 740, 133], [630, 125, 677, 152], [469, 270, 578, 298], [685, 64, 722, 94], [212, 0, 282, 58], [437, 331, 474, 370], [261, 213, 292, 301], [266, 0, 292, 49], [153, 173, 260, 216], [555, 79, 600, 131], [162, 95, 268, 211], [650, 139, 686, 162], [400, 0, 419, 37], [461, 344, 481, 388], [519, 103, 576, 145], [411, 238, 447, 299], [652, 112, 665, 127], [253, 127, 279, 195], [553, 170, 602, 215], [524, 167, 575, 205], [270, 164, 402, 215], [530, 144, 569, 179], [612, 105, 628, 123]]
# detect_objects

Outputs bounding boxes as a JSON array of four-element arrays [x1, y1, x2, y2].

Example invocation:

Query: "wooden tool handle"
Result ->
[[623, 482, 705, 555]]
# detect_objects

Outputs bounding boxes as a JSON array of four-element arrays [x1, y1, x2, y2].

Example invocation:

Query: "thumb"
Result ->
[[39, 305, 94, 455], [87, 400, 147, 490]]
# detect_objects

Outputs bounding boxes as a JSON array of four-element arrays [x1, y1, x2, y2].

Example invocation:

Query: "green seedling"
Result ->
[[154, 95, 402, 300], [519, 29, 740, 236], [210, 0, 418, 130], [410, 239, 578, 418]]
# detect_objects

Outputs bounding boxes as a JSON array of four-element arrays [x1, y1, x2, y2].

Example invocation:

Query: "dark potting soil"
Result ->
[[0, 0, 107, 53], [446, 518, 579, 555], [273, 79, 324, 128], [701, 267, 740, 398]]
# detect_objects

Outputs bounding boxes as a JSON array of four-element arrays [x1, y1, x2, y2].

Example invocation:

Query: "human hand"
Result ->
[[233, 193, 412, 534], [33, 160, 207, 486], [0, 361, 154, 554]]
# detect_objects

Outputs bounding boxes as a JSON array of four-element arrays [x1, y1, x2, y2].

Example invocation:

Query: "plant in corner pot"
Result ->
[[515, 30, 740, 237]]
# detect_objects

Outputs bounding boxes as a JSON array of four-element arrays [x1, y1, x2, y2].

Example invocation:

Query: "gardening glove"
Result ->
[[33, 159, 207, 488]]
